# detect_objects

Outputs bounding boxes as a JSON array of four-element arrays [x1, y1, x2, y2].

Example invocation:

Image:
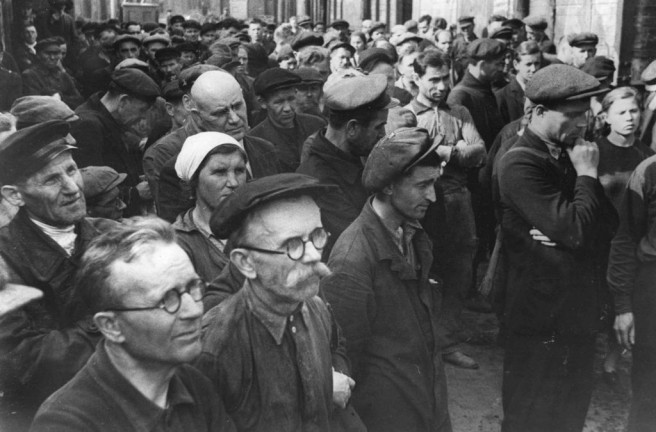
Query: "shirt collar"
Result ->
[[408, 97, 449, 115]]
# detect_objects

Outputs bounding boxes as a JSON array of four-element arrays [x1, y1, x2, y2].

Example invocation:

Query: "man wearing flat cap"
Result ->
[[568, 32, 598, 68], [71, 68, 160, 217], [250, 68, 326, 172], [322, 127, 452, 432], [22, 37, 83, 109], [293, 67, 326, 118], [497, 64, 617, 432], [196, 173, 357, 432], [452, 16, 478, 80], [359, 48, 413, 106], [79, 166, 127, 220], [297, 74, 398, 256], [640, 60, 656, 150], [113, 33, 142, 63], [0, 121, 117, 430], [523, 15, 556, 58]]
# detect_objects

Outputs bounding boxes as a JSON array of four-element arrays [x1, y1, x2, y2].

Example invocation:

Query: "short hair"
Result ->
[[419, 15, 432, 25], [350, 31, 367, 46], [74, 219, 177, 314], [412, 49, 451, 77], [248, 18, 264, 26], [596, 86, 641, 137], [217, 17, 241, 30], [514, 40, 542, 61], [328, 106, 384, 129], [432, 17, 448, 30], [297, 45, 329, 68]]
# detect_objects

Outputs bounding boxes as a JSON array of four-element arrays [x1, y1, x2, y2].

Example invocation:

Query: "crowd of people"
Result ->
[[2, 0, 656, 430]]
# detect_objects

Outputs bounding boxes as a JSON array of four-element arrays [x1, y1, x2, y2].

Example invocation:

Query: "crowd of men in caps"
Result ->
[[4, 0, 656, 431]]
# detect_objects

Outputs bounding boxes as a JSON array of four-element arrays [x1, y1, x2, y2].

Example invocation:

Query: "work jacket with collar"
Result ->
[[494, 76, 525, 125], [22, 61, 83, 109], [0, 209, 116, 423], [322, 200, 451, 432], [498, 128, 618, 337]]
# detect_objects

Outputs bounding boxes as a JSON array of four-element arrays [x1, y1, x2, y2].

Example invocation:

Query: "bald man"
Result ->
[[147, 70, 281, 221]]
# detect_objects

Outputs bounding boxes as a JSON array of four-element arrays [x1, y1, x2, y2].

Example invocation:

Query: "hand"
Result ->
[[436, 145, 453, 163], [332, 369, 355, 408], [529, 228, 556, 247], [454, 139, 467, 151], [135, 180, 152, 201], [614, 312, 635, 350], [566, 138, 598, 178]]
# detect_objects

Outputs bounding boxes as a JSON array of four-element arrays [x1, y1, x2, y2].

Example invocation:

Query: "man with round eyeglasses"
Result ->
[[197, 173, 357, 432], [31, 219, 236, 432]]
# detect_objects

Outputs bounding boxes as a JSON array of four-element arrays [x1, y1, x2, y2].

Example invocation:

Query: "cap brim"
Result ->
[[565, 86, 610, 101], [385, 97, 401, 109], [406, 137, 441, 172], [0, 283, 43, 317]]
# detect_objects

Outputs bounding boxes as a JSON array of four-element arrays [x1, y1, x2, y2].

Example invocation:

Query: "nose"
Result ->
[[179, 291, 203, 319], [226, 171, 240, 188], [301, 240, 322, 263], [62, 173, 81, 194], [116, 198, 127, 211], [228, 108, 240, 124], [426, 185, 436, 203]]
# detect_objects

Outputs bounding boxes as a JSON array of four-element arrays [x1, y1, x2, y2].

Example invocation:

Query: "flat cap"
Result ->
[[358, 48, 394, 72], [113, 33, 141, 48], [162, 80, 184, 100], [217, 36, 241, 49], [201, 22, 217, 34], [294, 67, 324, 84], [110, 68, 160, 101], [35, 38, 62, 52], [362, 127, 439, 193], [253, 68, 301, 96], [330, 20, 350, 30], [155, 46, 180, 62], [297, 15, 312, 27], [291, 31, 324, 51], [395, 32, 423, 47], [458, 16, 475, 26], [523, 15, 548, 30], [490, 26, 513, 40], [525, 64, 608, 104], [640, 60, 656, 88], [567, 32, 599, 47], [79, 166, 127, 200], [209, 173, 334, 239], [324, 74, 399, 112], [581, 56, 616, 81], [327, 39, 355, 54], [276, 44, 295, 60], [502, 18, 524, 30], [370, 22, 386, 33], [182, 20, 201, 30], [143, 33, 170, 46], [0, 120, 76, 184], [11, 95, 78, 129], [170, 15, 185, 25], [404, 20, 418, 32], [177, 42, 200, 53], [467, 38, 507, 61]]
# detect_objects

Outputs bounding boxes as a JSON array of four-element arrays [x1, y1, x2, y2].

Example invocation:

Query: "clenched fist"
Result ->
[[566, 138, 598, 178]]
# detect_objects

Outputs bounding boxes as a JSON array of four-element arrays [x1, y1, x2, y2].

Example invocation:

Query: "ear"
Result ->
[[116, 94, 131, 110], [94, 312, 126, 343], [230, 249, 257, 280], [182, 93, 194, 112], [257, 96, 267, 111], [381, 184, 394, 196], [345, 119, 361, 139], [164, 101, 175, 118], [411, 72, 420, 83], [513, 59, 519, 69], [1, 185, 25, 207]]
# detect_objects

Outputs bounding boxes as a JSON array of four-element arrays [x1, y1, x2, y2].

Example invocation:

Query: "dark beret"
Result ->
[[113, 33, 141, 49], [523, 15, 548, 30], [170, 15, 185, 25], [525, 64, 608, 104], [567, 32, 599, 47], [370, 22, 386, 33], [253, 68, 301, 96], [502, 18, 524, 30], [362, 127, 439, 193], [326, 40, 355, 54], [142, 33, 170, 46], [358, 48, 394, 72], [200, 22, 217, 34], [467, 38, 507, 61], [155, 46, 180, 62], [324, 74, 399, 112], [640, 60, 656, 87], [0, 120, 76, 184], [81, 22, 97, 34], [458, 16, 475, 26], [209, 173, 335, 239], [162, 80, 184, 101], [291, 31, 324, 51], [182, 20, 201, 30], [294, 67, 324, 84], [330, 20, 350, 30], [35, 38, 62, 52], [581, 56, 616, 81], [110, 68, 160, 101], [79, 166, 127, 201], [490, 26, 513, 40]]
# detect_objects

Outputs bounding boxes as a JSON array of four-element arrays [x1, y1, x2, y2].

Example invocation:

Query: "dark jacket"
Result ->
[[296, 129, 369, 256], [157, 135, 281, 222], [0, 66, 22, 111], [498, 128, 618, 336], [22, 61, 83, 109], [322, 200, 451, 432], [249, 113, 326, 172], [14, 44, 38, 71], [0, 210, 116, 423], [447, 71, 504, 149], [494, 76, 525, 125]]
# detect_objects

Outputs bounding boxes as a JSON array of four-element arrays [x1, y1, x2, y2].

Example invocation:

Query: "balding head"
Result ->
[[185, 71, 248, 140]]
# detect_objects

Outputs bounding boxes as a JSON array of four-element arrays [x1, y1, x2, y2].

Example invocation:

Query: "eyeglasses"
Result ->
[[236, 227, 329, 261], [105, 278, 206, 314]]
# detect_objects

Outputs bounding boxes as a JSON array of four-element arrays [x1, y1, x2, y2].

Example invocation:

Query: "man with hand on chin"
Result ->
[[498, 64, 617, 432]]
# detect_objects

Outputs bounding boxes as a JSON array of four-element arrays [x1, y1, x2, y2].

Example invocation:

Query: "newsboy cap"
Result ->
[[641, 60, 656, 90], [291, 31, 324, 51], [467, 38, 507, 61], [142, 33, 170, 46], [110, 68, 160, 101], [209, 173, 334, 239], [567, 32, 599, 47], [525, 64, 608, 104], [362, 127, 440, 193], [330, 20, 350, 30], [326, 39, 355, 54], [490, 26, 513, 41], [182, 20, 201, 30], [324, 74, 399, 112], [502, 18, 524, 30], [154, 46, 180, 62], [169, 15, 185, 25], [370, 22, 386, 33], [35, 38, 62, 52], [113, 33, 141, 49], [0, 120, 76, 184], [294, 67, 324, 84], [458, 16, 475, 27], [79, 166, 127, 201], [580, 56, 616, 81], [162, 79, 184, 101], [297, 15, 312, 27], [394, 32, 423, 47], [358, 48, 395, 72], [523, 15, 548, 31], [253, 68, 302, 97], [11, 95, 78, 129]]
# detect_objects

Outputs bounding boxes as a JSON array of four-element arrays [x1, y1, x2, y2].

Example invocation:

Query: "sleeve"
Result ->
[[203, 263, 246, 312], [157, 163, 193, 223], [495, 89, 510, 125], [451, 106, 486, 168], [61, 74, 83, 109], [69, 118, 105, 167]]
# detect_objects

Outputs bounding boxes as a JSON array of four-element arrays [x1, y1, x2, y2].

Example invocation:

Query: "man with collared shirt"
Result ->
[[0, 121, 116, 431], [297, 74, 397, 255], [495, 41, 542, 124], [250, 68, 326, 172], [322, 128, 451, 432], [408, 49, 486, 370], [16, 24, 39, 71], [498, 65, 616, 432], [197, 173, 356, 432], [31, 220, 236, 432]]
